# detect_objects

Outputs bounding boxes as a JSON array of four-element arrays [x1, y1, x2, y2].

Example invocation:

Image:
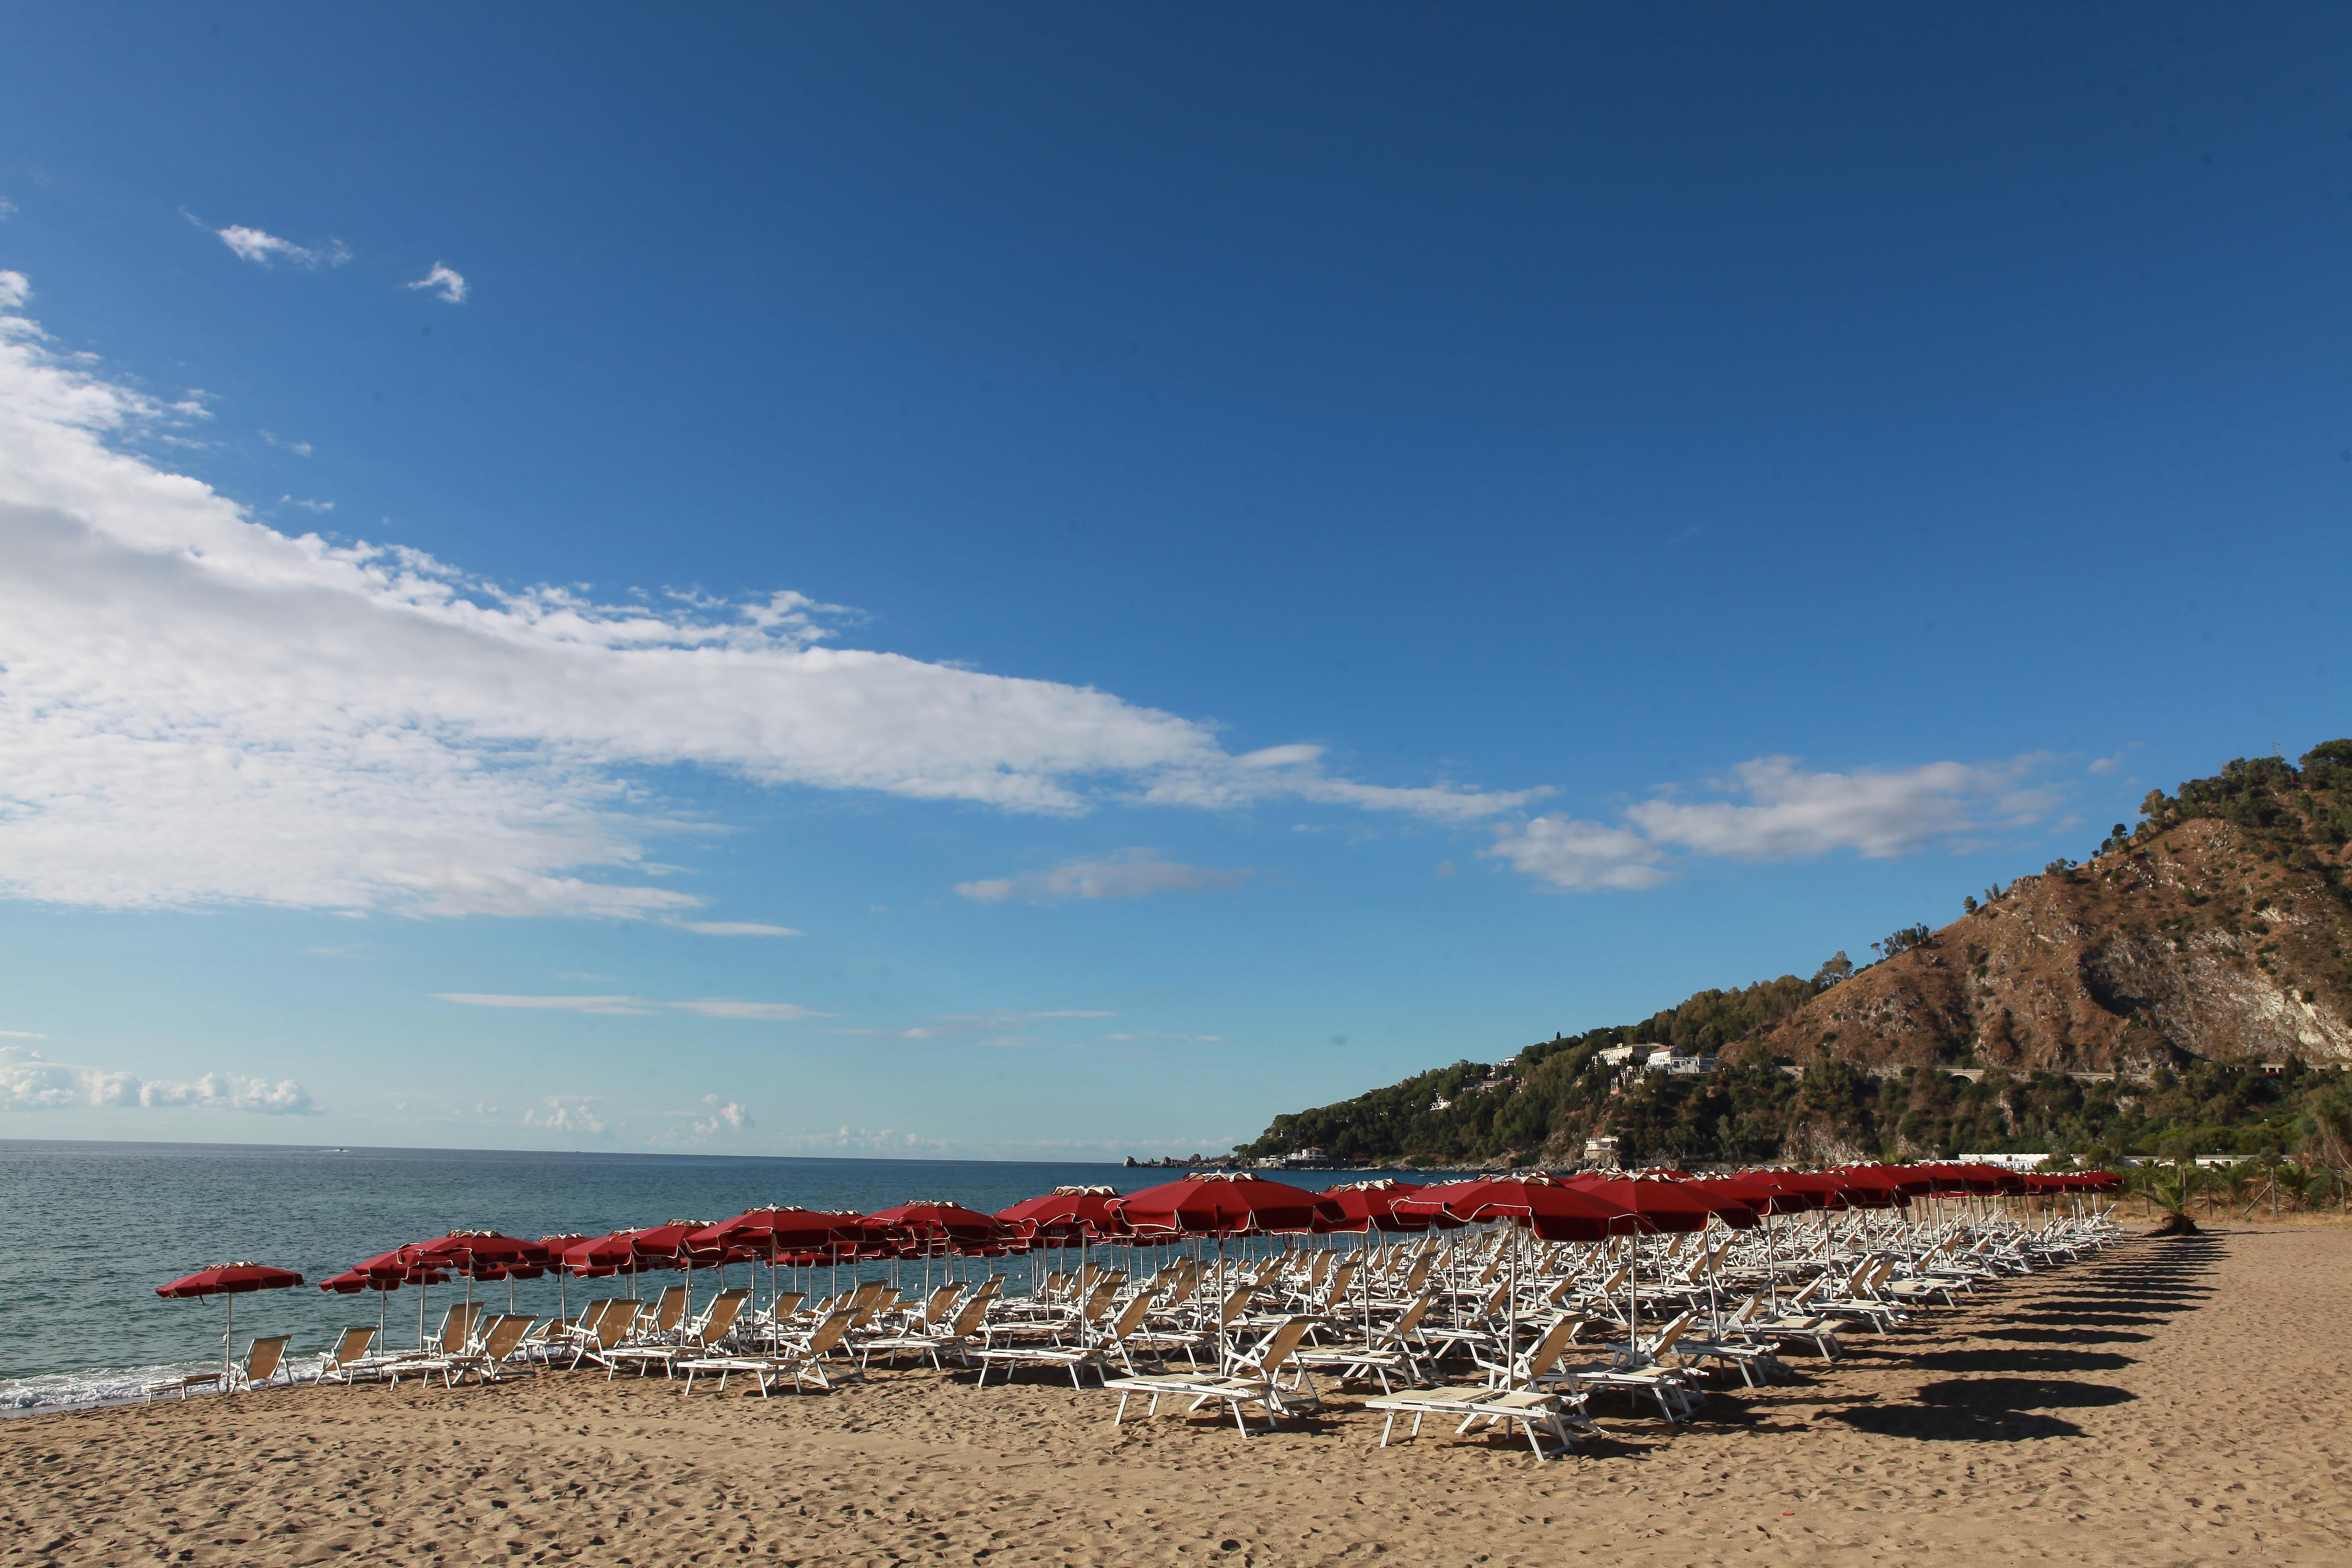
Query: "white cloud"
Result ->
[[0, 1029, 46, 1039], [280, 495, 333, 512], [0, 272, 27, 310], [0, 200, 15, 222], [1625, 756, 2031, 861], [206, 222, 351, 270], [0, 279, 1539, 921], [678, 921, 800, 937], [667, 999, 826, 1022], [1483, 753, 2061, 892], [259, 430, 312, 456], [406, 262, 467, 304], [435, 993, 651, 1015], [0, 1044, 317, 1114], [693, 1094, 750, 1135], [434, 992, 824, 1022], [956, 848, 1253, 905], [522, 1096, 605, 1135], [1481, 816, 1668, 891]]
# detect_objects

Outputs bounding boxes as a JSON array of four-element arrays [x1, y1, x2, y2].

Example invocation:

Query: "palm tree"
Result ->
[[2209, 1159, 2253, 1218], [2143, 1160, 2200, 1236]]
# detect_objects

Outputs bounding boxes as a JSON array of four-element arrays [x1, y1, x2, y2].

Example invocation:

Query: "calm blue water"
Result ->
[[0, 1139, 1388, 1410]]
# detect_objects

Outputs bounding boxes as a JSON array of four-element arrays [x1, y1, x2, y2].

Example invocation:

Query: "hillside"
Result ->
[[1242, 740, 2352, 1168]]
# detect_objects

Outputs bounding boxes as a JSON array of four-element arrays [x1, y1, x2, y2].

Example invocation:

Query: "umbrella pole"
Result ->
[[223, 1293, 235, 1388], [1216, 1235, 1227, 1371], [1506, 1222, 1518, 1382]]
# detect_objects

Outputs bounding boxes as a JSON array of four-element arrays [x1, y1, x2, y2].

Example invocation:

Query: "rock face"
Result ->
[[1757, 815, 2352, 1073]]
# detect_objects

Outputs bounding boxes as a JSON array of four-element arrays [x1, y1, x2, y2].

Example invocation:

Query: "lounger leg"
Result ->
[[1379, 1412, 1396, 1447], [1114, 1392, 1132, 1427]]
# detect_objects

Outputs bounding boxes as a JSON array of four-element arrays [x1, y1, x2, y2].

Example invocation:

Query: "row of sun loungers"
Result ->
[[151, 1199, 2122, 1464]]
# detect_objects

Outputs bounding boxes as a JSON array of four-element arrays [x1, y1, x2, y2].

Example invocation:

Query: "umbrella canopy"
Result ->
[[1853, 1165, 1936, 1197], [1735, 1169, 1848, 1210], [1676, 1173, 1810, 1218], [1314, 1179, 1438, 1233], [1397, 1176, 1648, 1241], [1111, 1172, 1340, 1237], [994, 1187, 1129, 1246], [157, 1262, 304, 1297], [411, 1231, 549, 1277], [696, 1206, 870, 1257], [627, 1220, 726, 1265], [1628, 1176, 1766, 1229], [1565, 1175, 1728, 1233], [562, 1230, 670, 1277], [865, 1202, 1013, 1250], [1821, 1167, 1913, 1209], [318, 1266, 450, 1294]]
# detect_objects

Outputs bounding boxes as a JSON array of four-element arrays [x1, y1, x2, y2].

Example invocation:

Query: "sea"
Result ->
[[0, 1139, 1392, 1413]]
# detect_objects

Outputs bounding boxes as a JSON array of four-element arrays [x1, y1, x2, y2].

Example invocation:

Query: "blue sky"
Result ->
[[0, 4, 2345, 1158]]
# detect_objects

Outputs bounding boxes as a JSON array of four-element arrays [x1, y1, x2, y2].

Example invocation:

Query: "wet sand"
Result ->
[[5, 1225, 2347, 1567]]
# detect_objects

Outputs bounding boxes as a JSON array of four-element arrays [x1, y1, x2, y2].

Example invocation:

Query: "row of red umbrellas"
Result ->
[[161, 1159, 2113, 1302]]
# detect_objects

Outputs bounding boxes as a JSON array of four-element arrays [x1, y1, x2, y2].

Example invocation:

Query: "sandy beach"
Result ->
[[6, 1225, 2348, 1568]]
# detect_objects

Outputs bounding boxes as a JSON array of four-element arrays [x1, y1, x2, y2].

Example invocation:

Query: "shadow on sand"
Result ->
[[1825, 1234, 2215, 1442]]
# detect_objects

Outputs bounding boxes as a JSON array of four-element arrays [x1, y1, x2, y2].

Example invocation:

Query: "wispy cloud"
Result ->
[[406, 262, 467, 303], [280, 495, 333, 512], [678, 921, 800, 937], [1625, 756, 2044, 861], [824, 1008, 1114, 1040], [956, 849, 1252, 905], [435, 992, 827, 1022], [199, 217, 351, 270], [259, 429, 312, 456], [668, 999, 827, 1022], [1485, 754, 2062, 891], [0, 1044, 317, 1114], [0, 277, 1543, 922], [435, 993, 651, 1015]]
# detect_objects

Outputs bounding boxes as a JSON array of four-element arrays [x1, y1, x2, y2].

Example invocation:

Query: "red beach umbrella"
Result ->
[[699, 1207, 871, 1256], [994, 1187, 1130, 1247], [1111, 1173, 1340, 1237], [1315, 1180, 1439, 1234], [411, 1231, 548, 1275], [561, 1230, 659, 1276], [1566, 1175, 1726, 1233], [1396, 1176, 1647, 1241], [156, 1263, 305, 1386], [1676, 1174, 1808, 1220], [865, 1202, 1015, 1249], [1821, 1167, 1912, 1210], [1864, 1166, 1937, 1198], [158, 1263, 305, 1298], [319, 1265, 449, 1293], [1736, 1169, 1849, 1210], [625, 1221, 725, 1265]]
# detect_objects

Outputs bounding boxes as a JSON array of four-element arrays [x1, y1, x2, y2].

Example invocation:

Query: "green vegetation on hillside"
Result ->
[[1243, 740, 2352, 1169]]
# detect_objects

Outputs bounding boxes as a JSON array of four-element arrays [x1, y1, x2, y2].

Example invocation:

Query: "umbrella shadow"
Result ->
[[1907, 1348, 2136, 1375], [1990, 1326, 2152, 1345], [1827, 1376, 2135, 1442]]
